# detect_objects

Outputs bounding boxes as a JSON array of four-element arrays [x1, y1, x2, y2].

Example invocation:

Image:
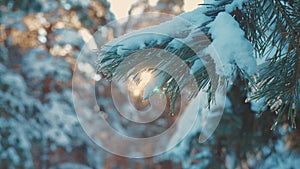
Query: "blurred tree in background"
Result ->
[[0, 0, 114, 168], [0, 0, 299, 169]]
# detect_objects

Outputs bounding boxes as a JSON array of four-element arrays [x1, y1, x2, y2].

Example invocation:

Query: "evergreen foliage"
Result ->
[[97, 0, 300, 128]]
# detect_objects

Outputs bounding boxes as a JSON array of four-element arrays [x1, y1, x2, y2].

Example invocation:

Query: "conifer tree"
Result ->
[[96, 0, 300, 167], [97, 0, 300, 130]]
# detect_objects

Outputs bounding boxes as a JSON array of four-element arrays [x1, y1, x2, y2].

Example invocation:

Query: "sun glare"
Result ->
[[128, 70, 153, 97]]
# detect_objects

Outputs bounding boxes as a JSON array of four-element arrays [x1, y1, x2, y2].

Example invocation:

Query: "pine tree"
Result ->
[[96, 0, 300, 168], [97, 0, 300, 130], [0, 0, 113, 168], [1, 0, 299, 168]]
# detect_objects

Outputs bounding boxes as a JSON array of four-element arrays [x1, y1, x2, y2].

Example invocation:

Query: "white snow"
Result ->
[[53, 29, 84, 47], [40, 0, 59, 12], [101, 7, 210, 58], [225, 0, 249, 12], [180, 7, 211, 26], [22, 49, 71, 82], [61, 0, 90, 9], [206, 12, 257, 77], [1, 72, 27, 92], [7, 147, 20, 164], [43, 91, 79, 147], [103, 10, 256, 80]]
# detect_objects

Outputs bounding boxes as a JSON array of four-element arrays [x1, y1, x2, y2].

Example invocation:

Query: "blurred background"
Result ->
[[0, 0, 299, 169]]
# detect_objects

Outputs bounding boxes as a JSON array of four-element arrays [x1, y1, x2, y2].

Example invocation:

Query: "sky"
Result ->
[[108, 0, 200, 20]]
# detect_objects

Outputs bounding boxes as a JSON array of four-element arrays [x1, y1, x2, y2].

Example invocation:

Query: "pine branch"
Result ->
[[97, 0, 300, 127], [241, 0, 300, 128], [97, 0, 250, 115]]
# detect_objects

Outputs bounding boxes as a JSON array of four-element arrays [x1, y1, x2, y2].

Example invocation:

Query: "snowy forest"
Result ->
[[0, 0, 300, 169]]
